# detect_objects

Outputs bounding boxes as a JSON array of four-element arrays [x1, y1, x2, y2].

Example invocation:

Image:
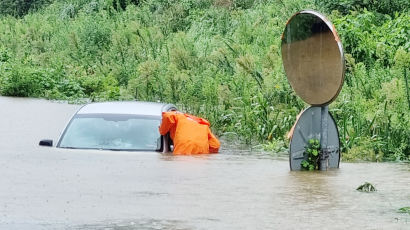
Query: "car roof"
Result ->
[[76, 101, 177, 116]]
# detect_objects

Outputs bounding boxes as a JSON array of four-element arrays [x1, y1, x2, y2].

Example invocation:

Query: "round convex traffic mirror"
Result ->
[[281, 10, 345, 106]]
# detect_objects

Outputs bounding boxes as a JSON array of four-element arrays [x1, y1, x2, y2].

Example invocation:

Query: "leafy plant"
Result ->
[[301, 139, 321, 171]]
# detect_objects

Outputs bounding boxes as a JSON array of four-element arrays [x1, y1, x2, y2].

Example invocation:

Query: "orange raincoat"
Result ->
[[159, 111, 220, 155]]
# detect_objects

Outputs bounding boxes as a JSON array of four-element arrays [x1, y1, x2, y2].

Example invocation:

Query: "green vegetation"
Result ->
[[0, 0, 408, 161], [301, 139, 320, 170], [316, 0, 410, 16], [398, 207, 410, 214], [0, 0, 53, 17]]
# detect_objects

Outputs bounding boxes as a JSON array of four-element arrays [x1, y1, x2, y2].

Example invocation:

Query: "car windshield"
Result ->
[[58, 114, 161, 151]]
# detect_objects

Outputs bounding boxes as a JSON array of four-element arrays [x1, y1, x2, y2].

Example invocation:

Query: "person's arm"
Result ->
[[286, 110, 303, 139], [208, 128, 220, 153], [159, 112, 176, 135]]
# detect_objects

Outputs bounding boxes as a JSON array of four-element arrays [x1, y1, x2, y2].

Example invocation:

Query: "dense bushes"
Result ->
[[0, 0, 142, 17], [112, 0, 140, 10], [332, 11, 409, 67], [316, 0, 409, 16], [0, 0, 53, 17], [328, 6, 410, 161], [0, 0, 408, 160]]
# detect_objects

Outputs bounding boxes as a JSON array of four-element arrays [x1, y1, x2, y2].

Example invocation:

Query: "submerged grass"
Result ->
[[0, 0, 408, 161], [398, 207, 410, 214]]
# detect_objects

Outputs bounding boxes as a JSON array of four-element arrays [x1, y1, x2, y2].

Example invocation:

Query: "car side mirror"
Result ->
[[39, 139, 53, 147]]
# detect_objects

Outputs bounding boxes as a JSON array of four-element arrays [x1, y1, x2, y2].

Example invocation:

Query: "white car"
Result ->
[[39, 101, 177, 152]]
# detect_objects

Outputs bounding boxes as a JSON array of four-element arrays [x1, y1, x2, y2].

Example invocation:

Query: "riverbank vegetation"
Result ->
[[0, 0, 408, 161]]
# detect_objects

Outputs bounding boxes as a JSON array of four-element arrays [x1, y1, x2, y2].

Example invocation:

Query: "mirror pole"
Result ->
[[320, 106, 329, 170]]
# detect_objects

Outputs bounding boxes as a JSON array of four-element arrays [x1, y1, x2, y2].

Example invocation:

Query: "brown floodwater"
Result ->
[[0, 96, 409, 229]]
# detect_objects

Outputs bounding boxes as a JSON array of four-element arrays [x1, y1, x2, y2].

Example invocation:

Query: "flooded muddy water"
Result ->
[[0, 96, 409, 229]]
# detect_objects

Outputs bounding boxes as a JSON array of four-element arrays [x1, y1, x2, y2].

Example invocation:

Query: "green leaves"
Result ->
[[398, 207, 410, 214], [301, 138, 321, 171], [0, 0, 52, 17]]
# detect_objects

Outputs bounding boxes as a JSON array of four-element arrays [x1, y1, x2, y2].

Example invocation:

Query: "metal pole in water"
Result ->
[[320, 106, 329, 170]]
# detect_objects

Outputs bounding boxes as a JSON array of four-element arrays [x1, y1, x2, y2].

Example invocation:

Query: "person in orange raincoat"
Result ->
[[159, 111, 220, 155]]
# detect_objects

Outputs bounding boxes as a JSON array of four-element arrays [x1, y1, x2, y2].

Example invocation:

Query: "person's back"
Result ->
[[159, 112, 220, 155]]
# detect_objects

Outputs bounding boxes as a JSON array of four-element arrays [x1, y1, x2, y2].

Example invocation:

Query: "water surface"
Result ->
[[0, 96, 409, 229]]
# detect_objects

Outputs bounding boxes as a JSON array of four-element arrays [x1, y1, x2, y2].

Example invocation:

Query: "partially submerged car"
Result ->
[[39, 101, 177, 152]]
